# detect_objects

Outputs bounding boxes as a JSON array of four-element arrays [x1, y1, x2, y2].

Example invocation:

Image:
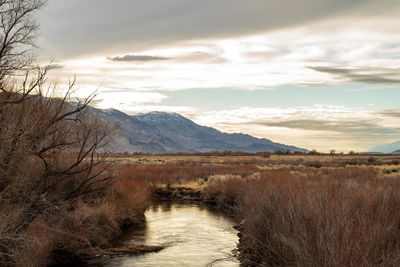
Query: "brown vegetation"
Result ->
[[0, 71, 119, 265], [239, 167, 400, 266], [108, 154, 400, 266], [0, 1, 153, 265], [2, 2, 400, 265]]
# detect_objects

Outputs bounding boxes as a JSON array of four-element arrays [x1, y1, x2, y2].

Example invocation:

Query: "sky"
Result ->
[[36, 0, 400, 152]]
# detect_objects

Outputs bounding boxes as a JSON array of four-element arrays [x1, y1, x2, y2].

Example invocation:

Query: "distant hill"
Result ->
[[89, 108, 308, 154], [369, 141, 400, 154], [393, 150, 400, 154]]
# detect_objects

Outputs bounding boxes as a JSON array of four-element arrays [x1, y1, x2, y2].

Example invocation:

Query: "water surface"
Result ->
[[92, 202, 239, 267]]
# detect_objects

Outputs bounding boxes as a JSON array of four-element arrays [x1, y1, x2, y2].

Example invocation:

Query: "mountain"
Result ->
[[90, 108, 308, 154], [393, 150, 400, 154], [369, 141, 400, 154]]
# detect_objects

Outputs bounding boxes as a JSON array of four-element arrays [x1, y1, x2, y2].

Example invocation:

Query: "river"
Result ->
[[89, 201, 239, 267]]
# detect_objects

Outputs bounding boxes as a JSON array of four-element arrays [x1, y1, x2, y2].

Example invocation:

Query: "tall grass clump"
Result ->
[[108, 176, 151, 226], [239, 167, 400, 266], [204, 176, 248, 213]]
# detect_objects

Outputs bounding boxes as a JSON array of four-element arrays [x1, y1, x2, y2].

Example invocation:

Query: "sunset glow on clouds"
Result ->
[[38, 0, 400, 152]]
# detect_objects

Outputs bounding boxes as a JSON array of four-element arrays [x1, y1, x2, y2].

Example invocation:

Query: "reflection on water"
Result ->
[[91, 202, 239, 267]]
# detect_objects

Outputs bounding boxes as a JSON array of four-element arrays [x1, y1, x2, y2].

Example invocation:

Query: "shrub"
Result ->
[[0, 1, 117, 263], [108, 177, 151, 226], [204, 177, 248, 213], [307, 160, 322, 168], [239, 168, 400, 266]]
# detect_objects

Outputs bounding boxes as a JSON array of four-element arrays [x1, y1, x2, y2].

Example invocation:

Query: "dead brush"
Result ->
[[239, 167, 400, 266], [48, 199, 120, 263], [117, 161, 259, 186], [17, 219, 54, 267], [108, 177, 151, 226], [205, 177, 248, 213]]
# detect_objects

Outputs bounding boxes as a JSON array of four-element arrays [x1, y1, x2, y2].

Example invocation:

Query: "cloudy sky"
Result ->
[[37, 0, 400, 152]]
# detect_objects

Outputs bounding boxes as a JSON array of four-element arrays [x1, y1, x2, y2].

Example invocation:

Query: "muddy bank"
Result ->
[[51, 245, 163, 266], [102, 245, 164, 256], [153, 184, 203, 201]]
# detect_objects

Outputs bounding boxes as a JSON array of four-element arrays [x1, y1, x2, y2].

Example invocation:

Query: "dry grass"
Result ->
[[113, 154, 400, 266], [204, 177, 248, 213], [0, 174, 153, 266], [235, 167, 400, 266], [108, 177, 151, 226], [6, 153, 400, 266]]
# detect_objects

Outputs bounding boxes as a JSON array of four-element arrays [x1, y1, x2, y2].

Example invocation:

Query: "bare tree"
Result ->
[[0, 1, 116, 265], [0, 84, 116, 265], [0, 0, 45, 85]]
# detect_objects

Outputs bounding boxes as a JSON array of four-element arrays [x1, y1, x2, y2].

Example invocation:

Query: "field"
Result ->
[[112, 153, 400, 266], [4, 152, 400, 266]]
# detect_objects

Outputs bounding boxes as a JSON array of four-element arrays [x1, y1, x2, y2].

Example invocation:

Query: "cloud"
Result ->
[[38, 0, 398, 59], [97, 90, 168, 105], [175, 52, 227, 64], [257, 119, 400, 136], [192, 105, 400, 152], [108, 52, 226, 64], [245, 50, 285, 61], [378, 109, 400, 118], [123, 105, 197, 115], [108, 55, 170, 62], [45, 29, 400, 92], [41, 3, 400, 90], [308, 66, 400, 85]]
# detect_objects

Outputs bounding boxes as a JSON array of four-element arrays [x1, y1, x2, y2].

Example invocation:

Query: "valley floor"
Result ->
[[109, 153, 400, 266], [7, 153, 400, 266]]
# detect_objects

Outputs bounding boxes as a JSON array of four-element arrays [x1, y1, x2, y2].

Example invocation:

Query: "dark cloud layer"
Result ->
[[39, 0, 395, 58], [309, 66, 400, 85], [108, 55, 170, 62], [253, 119, 400, 136], [378, 109, 400, 118], [108, 52, 226, 64]]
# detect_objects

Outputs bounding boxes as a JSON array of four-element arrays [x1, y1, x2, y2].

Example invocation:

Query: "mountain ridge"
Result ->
[[91, 107, 308, 154], [369, 141, 400, 154]]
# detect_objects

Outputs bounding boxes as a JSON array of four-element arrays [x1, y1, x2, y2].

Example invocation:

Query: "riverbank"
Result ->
[[16, 154, 400, 266], [115, 154, 400, 266], [9, 175, 153, 267]]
